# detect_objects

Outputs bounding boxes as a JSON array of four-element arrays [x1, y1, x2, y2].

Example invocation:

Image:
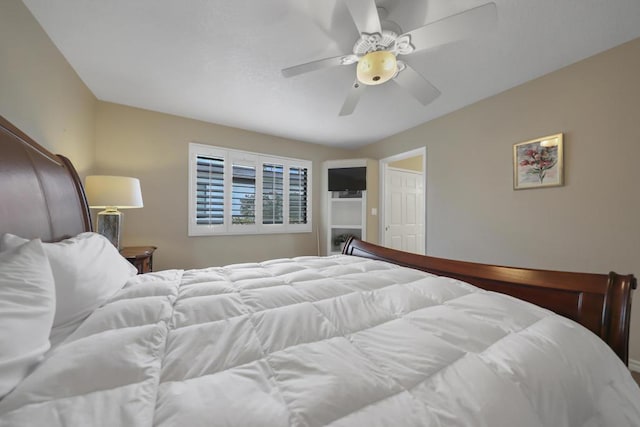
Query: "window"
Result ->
[[195, 155, 224, 226], [262, 163, 284, 225], [189, 143, 312, 236], [231, 164, 256, 225], [289, 167, 308, 225]]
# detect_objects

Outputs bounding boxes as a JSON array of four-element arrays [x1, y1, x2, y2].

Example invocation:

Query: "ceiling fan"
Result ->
[[282, 0, 497, 116]]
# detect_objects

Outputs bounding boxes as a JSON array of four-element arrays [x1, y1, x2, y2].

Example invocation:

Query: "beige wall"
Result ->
[[365, 159, 380, 245], [0, 0, 96, 175], [94, 102, 353, 270], [389, 155, 424, 172], [355, 37, 640, 363]]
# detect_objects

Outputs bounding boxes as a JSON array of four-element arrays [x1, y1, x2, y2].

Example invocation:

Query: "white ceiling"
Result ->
[[22, 0, 640, 148]]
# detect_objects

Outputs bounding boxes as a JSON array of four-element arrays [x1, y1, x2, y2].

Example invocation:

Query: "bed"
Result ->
[[1, 114, 639, 426]]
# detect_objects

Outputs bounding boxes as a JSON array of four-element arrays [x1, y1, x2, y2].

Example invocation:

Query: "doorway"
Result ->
[[379, 148, 426, 254]]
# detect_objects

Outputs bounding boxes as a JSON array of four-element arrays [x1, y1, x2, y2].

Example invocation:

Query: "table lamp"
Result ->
[[84, 175, 143, 249]]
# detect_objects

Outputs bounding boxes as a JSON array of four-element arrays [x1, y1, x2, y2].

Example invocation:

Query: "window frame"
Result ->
[[189, 143, 312, 236]]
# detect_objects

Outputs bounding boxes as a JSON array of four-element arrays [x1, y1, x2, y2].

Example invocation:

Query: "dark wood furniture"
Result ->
[[343, 237, 636, 365], [0, 113, 635, 365], [0, 116, 91, 241], [120, 246, 156, 273]]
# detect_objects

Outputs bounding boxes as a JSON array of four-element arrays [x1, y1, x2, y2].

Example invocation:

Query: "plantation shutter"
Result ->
[[190, 143, 311, 236], [195, 155, 224, 225], [263, 163, 284, 224], [289, 167, 308, 224], [231, 164, 256, 224]]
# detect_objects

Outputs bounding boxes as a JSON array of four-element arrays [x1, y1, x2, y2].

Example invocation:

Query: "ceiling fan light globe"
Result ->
[[356, 51, 397, 85]]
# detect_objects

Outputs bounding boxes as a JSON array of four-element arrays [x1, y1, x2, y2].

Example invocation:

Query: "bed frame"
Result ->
[[343, 237, 636, 364], [0, 114, 636, 364], [0, 115, 91, 241]]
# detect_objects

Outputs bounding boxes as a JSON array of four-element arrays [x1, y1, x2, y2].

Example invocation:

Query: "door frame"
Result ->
[[379, 147, 427, 254]]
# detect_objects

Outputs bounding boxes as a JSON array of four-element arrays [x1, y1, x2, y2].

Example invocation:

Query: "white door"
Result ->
[[384, 168, 424, 254]]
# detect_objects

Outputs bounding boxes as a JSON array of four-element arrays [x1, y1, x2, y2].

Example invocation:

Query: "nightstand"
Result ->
[[120, 246, 157, 274]]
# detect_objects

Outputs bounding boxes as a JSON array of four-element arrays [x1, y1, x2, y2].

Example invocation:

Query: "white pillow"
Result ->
[[0, 232, 137, 329], [0, 239, 56, 399]]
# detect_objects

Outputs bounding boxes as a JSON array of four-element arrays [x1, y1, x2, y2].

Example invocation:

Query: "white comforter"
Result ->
[[1, 255, 639, 426]]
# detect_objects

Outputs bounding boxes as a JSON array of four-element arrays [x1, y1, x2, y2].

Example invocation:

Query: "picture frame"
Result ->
[[513, 133, 564, 190]]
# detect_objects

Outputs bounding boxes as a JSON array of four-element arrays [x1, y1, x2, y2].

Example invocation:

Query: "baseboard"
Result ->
[[629, 358, 640, 372]]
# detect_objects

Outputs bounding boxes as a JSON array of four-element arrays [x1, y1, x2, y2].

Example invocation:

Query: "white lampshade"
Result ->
[[85, 175, 143, 209]]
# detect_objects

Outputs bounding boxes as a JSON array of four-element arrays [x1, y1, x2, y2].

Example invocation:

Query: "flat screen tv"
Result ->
[[328, 167, 366, 191]]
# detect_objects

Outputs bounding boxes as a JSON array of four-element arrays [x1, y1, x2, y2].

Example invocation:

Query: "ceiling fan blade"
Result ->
[[393, 64, 440, 106], [344, 0, 382, 35], [339, 81, 365, 116], [282, 55, 350, 78], [401, 2, 497, 53]]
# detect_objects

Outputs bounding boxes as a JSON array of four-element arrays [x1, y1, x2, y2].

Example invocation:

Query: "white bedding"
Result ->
[[0, 255, 639, 426]]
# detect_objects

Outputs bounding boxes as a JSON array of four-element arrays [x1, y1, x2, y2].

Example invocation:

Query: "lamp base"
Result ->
[[97, 209, 122, 249]]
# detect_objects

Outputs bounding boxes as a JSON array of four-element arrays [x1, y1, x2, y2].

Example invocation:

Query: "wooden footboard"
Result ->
[[342, 237, 636, 365]]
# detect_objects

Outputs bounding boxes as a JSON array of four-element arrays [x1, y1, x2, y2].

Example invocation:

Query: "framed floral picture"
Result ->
[[513, 133, 563, 190]]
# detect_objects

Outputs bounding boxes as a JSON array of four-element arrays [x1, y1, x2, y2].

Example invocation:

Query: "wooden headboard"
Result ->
[[343, 237, 636, 365], [0, 116, 91, 241]]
